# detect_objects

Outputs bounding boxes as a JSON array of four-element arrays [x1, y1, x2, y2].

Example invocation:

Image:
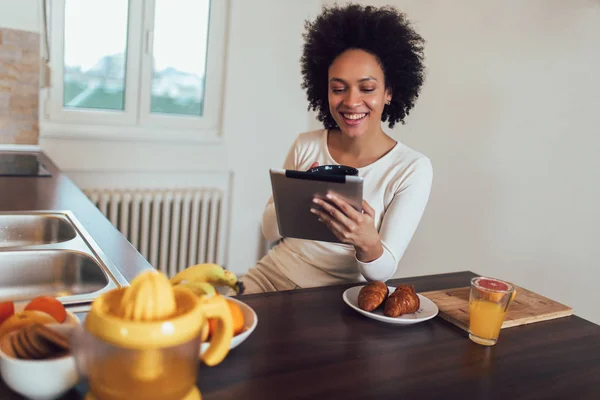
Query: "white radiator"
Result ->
[[84, 188, 226, 278]]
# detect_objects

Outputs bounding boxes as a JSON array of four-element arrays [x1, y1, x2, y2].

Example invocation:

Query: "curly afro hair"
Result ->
[[301, 3, 426, 129]]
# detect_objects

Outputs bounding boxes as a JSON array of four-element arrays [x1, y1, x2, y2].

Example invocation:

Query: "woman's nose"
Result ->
[[342, 89, 361, 108]]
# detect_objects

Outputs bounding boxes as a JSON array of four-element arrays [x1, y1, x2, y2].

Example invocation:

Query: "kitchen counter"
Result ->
[[1, 266, 599, 399], [0, 148, 153, 283], [29, 271, 596, 400], [189, 271, 600, 399], [0, 148, 154, 398]]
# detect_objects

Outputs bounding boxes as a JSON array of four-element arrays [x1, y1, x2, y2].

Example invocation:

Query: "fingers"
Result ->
[[362, 200, 375, 218], [313, 195, 360, 231], [308, 162, 319, 170], [309, 207, 351, 243], [323, 193, 363, 221], [311, 196, 357, 231]]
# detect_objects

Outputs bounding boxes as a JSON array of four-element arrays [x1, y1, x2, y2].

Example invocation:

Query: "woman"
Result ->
[[241, 3, 432, 294]]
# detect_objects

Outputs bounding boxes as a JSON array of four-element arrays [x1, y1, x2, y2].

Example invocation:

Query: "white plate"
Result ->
[[199, 296, 258, 355], [343, 285, 439, 325]]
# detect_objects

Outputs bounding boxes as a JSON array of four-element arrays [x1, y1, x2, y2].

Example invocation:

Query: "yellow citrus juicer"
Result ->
[[71, 269, 234, 400]]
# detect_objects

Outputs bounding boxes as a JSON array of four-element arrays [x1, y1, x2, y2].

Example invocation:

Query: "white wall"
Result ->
[[0, 0, 40, 32], [220, 0, 322, 269], [324, 0, 600, 324]]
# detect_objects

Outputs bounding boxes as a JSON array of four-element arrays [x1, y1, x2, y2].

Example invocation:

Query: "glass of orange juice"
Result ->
[[468, 277, 516, 346]]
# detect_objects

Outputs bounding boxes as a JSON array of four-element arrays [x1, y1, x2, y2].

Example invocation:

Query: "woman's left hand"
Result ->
[[311, 193, 383, 262]]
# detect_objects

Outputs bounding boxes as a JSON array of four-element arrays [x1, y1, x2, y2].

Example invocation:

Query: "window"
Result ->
[[44, 0, 227, 141], [63, 0, 129, 112]]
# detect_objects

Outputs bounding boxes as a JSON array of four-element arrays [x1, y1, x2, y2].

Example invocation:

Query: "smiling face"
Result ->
[[328, 49, 391, 139]]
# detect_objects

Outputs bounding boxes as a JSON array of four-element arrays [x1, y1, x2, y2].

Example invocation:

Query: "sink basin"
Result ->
[[0, 214, 76, 248], [0, 250, 110, 303], [0, 210, 131, 310]]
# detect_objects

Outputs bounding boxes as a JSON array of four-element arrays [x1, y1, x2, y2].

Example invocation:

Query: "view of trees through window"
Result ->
[[62, 0, 210, 117]]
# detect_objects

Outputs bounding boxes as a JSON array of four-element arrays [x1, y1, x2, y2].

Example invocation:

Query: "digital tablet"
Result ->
[[269, 168, 364, 243]]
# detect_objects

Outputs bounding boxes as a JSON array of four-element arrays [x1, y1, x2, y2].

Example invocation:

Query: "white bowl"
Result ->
[[0, 324, 80, 400], [200, 296, 258, 355], [12, 302, 82, 326]]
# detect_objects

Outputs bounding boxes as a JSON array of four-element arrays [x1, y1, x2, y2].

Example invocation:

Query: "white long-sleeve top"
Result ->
[[260, 129, 433, 288]]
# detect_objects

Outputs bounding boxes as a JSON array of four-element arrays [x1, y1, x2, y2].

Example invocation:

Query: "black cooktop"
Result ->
[[0, 153, 52, 177]]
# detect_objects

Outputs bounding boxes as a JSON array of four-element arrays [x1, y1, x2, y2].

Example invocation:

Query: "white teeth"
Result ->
[[343, 113, 366, 120]]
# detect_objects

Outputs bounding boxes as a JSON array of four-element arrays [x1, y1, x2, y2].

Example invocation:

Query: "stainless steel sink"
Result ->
[[0, 211, 130, 310], [0, 250, 109, 303], [0, 214, 77, 248]]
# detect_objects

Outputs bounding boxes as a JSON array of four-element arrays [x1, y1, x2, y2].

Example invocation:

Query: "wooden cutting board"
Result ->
[[421, 285, 573, 332]]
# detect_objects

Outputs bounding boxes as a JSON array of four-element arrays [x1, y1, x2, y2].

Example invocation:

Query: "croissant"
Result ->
[[383, 284, 420, 317], [358, 281, 389, 312]]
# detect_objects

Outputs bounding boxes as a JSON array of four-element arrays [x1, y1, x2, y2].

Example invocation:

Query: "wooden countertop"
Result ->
[[0, 149, 153, 282], [191, 271, 600, 399], [16, 271, 594, 400]]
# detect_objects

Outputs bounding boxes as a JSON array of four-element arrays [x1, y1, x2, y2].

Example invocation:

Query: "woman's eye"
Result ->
[[331, 88, 345, 93], [362, 88, 376, 93]]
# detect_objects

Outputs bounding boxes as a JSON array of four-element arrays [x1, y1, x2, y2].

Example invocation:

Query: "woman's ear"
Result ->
[[385, 89, 392, 105]]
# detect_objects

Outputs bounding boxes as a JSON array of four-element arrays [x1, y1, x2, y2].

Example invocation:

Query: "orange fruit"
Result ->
[[207, 299, 245, 339], [0, 310, 57, 340], [227, 300, 245, 335], [0, 301, 15, 326], [207, 318, 217, 340], [24, 296, 67, 323], [476, 278, 511, 303]]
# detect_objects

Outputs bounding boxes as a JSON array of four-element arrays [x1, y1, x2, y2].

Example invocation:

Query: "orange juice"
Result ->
[[469, 299, 506, 345]]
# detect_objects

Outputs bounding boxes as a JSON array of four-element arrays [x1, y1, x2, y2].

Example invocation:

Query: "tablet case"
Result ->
[[269, 168, 363, 243]]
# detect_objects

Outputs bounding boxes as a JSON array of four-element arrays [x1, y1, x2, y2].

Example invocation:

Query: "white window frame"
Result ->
[[41, 0, 227, 143]]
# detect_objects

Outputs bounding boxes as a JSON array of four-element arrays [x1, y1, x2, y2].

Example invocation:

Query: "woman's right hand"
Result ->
[[308, 162, 319, 171]]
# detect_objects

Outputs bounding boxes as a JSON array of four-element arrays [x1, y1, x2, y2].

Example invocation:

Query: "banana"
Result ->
[[170, 263, 245, 295], [174, 281, 217, 297], [170, 263, 226, 285]]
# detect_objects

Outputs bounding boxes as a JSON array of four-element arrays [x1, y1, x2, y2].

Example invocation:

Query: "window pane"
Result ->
[[63, 0, 129, 111], [151, 0, 210, 117]]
